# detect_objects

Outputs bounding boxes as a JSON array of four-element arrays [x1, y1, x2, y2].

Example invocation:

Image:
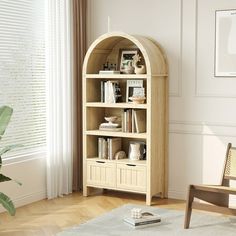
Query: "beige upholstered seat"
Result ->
[[184, 143, 236, 229]]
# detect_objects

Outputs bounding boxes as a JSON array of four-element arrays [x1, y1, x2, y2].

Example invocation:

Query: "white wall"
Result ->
[[87, 0, 236, 200], [0, 155, 46, 212]]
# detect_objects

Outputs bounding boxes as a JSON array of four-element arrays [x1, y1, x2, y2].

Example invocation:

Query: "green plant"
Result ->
[[0, 106, 21, 216]]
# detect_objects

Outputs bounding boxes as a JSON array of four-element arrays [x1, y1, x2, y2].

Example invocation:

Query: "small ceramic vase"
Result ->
[[134, 65, 146, 74], [123, 61, 135, 74], [129, 143, 141, 161]]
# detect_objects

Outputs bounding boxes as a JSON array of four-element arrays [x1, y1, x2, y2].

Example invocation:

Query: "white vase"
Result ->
[[129, 143, 141, 161]]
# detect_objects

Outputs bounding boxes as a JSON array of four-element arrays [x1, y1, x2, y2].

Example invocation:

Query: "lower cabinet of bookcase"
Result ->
[[86, 160, 116, 188], [116, 163, 146, 192]]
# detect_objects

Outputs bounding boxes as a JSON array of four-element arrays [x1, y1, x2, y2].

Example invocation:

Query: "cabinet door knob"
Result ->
[[96, 160, 105, 164], [126, 164, 136, 167]]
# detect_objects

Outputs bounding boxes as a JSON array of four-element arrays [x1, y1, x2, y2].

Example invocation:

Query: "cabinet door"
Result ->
[[87, 160, 116, 188], [117, 163, 146, 192]]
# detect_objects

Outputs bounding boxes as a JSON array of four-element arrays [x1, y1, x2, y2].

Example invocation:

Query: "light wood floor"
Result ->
[[0, 191, 185, 236]]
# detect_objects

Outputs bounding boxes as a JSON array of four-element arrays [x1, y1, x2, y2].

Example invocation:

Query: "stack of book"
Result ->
[[123, 213, 161, 228], [98, 137, 121, 160], [101, 80, 122, 103], [99, 122, 122, 132], [122, 109, 146, 133]]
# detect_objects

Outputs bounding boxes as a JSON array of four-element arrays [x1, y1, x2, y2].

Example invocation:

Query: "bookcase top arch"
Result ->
[[83, 32, 168, 76]]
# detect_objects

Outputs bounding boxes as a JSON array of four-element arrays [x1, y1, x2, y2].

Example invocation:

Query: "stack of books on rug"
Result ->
[[123, 208, 161, 228]]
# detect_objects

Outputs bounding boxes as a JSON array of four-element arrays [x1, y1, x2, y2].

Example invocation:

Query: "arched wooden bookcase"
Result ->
[[82, 32, 168, 205]]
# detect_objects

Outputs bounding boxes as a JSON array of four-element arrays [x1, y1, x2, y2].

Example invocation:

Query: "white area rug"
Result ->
[[58, 204, 236, 236]]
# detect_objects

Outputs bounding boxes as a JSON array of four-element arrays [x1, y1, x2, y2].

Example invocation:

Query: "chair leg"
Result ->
[[184, 185, 194, 229]]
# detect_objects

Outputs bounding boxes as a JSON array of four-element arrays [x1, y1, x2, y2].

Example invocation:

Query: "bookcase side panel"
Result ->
[[150, 76, 167, 198]]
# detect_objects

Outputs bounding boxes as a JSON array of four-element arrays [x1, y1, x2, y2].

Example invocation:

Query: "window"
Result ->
[[0, 0, 46, 158]]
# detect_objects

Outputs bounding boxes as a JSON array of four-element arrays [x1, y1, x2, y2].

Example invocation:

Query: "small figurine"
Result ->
[[131, 208, 142, 219], [132, 54, 146, 74]]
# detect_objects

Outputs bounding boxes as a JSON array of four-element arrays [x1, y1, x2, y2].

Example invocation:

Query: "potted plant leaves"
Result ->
[[0, 106, 22, 215]]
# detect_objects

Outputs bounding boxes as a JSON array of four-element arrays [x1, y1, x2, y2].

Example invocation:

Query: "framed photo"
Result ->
[[126, 80, 143, 102], [215, 9, 236, 77], [118, 48, 139, 74]]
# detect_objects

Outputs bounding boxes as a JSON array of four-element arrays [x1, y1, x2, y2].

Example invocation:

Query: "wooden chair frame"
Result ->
[[184, 143, 236, 229]]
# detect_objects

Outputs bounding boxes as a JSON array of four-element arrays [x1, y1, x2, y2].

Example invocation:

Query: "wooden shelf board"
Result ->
[[85, 74, 148, 79], [86, 102, 147, 109], [86, 130, 147, 139], [87, 157, 147, 165]]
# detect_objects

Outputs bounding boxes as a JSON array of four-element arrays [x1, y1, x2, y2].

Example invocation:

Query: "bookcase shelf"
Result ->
[[82, 32, 168, 205], [86, 130, 147, 139], [86, 102, 147, 109], [85, 74, 148, 79]]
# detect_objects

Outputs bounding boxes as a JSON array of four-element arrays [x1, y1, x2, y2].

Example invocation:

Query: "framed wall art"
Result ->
[[215, 9, 236, 77]]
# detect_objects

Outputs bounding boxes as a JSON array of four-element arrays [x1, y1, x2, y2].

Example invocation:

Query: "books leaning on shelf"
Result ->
[[122, 109, 146, 133], [101, 80, 122, 103], [98, 137, 122, 160], [123, 213, 161, 228]]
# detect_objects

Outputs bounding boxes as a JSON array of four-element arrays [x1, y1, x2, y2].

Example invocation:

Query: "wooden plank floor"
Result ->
[[0, 191, 185, 236]]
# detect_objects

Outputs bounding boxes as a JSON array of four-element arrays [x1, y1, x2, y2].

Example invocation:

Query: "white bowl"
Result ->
[[129, 97, 146, 104], [104, 116, 117, 123]]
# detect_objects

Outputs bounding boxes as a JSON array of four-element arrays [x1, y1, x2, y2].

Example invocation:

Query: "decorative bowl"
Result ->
[[129, 96, 146, 104], [104, 116, 117, 123]]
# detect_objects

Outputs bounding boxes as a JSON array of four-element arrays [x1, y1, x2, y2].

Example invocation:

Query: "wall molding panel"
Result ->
[[169, 0, 183, 97], [194, 0, 236, 98], [170, 120, 236, 137]]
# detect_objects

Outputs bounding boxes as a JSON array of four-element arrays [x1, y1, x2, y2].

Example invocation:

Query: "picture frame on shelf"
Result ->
[[118, 48, 139, 74], [214, 9, 236, 77], [126, 80, 144, 102]]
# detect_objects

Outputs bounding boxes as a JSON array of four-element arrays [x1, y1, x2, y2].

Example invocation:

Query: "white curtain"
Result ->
[[46, 0, 73, 199]]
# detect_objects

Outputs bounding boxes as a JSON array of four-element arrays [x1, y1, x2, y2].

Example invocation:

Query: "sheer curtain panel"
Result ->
[[46, 0, 73, 198]]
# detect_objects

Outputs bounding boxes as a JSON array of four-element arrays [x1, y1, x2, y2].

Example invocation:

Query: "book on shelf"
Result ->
[[98, 137, 121, 160], [98, 137, 108, 159], [133, 109, 146, 133], [101, 80, 122, 103], [99, 70, 120, 74], [99, 127, 122, 131], [122, 109, 146, 133], [123, 213, 161, 228], [107, 137, 121, 160], [126, 80, 144, 102], [122, 109, 132, 133]]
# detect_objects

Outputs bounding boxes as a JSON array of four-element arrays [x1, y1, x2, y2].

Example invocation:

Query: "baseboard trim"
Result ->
[[0, 189, 46, 213], [168, 189, 186, 200]]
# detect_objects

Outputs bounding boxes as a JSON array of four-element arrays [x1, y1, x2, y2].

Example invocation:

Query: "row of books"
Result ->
[[98, 137, 121, 160], [101, 80, 122, 103], [122, 109, 146, 133]]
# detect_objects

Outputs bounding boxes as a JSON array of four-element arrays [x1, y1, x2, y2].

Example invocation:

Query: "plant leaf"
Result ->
[[0, 145, 22, 171], [0, 174, 12, 183], [0, 192, 16, 216], [0, 144, 23, 156], [0, 106, 13, 138]]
